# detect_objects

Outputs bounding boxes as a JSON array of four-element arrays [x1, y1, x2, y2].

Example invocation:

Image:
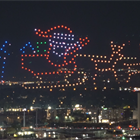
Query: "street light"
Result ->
[[48, 106, 51, 110]]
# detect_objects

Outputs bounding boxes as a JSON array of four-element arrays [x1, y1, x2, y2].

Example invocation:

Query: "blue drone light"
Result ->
[[0, 41, 11, 81]]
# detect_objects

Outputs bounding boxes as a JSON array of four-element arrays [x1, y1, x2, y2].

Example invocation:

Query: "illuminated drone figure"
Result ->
[[20, 25, 90, 89], [0, 41, 11, 82], [76, 41, 140, 90], [34, 25, 90, 75], [20, 26, 140, 91]]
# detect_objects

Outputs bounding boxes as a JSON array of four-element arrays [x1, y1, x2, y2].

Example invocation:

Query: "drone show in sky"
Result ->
[[1, 25, 140, 92]]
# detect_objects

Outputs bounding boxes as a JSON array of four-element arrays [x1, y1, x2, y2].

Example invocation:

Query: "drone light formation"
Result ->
[[76, 41, 140, 89], [20, 25, 89, 85], [0, 41, 11, 82], [18, 25, 140, 91]]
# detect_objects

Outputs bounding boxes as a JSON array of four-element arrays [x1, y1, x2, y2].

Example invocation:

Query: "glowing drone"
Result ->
[[0, 41, 11, 82], [20, 25, 89, 77]]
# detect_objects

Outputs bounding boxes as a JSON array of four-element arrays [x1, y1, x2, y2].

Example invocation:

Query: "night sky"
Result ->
[[0, 2, 140, 80]]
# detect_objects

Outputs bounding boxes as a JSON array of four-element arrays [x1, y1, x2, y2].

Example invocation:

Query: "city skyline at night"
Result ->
[[0, 2, 140, 109], [1, 3, 140, 139]]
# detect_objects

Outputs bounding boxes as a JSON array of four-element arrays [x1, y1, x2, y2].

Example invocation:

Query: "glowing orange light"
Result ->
[[45, 72, 47, 75], [117, 126, 121, 129]]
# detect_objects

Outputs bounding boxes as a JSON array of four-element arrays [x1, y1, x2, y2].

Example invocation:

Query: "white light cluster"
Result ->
[[48, 33, 82, 57]]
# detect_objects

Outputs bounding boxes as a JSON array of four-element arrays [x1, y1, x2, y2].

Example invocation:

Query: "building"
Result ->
[[101, 108, 124, 123], [46, 108, 72, 122], [133, 108, 138, 119], [0, 109, 46, 127]]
